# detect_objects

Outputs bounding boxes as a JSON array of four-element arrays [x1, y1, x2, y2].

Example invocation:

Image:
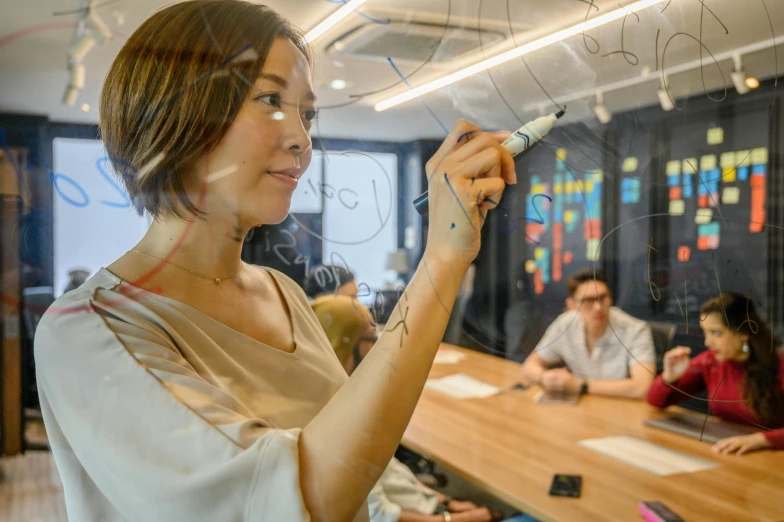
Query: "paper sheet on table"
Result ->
[[425, 373, 502, 399], [577, 436, 719, 476], [434, 349, 467, 364]]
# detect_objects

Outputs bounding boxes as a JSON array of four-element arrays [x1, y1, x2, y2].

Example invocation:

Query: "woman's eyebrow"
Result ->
[[259, 73, 317, 102]]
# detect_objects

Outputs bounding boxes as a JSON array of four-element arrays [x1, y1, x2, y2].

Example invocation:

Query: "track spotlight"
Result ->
[[730, 53, 751, 95], [593, 91, 612, 124], [68, 32, 97, 63], [63, 86, 80, 106], [87, 10, 114, 42]]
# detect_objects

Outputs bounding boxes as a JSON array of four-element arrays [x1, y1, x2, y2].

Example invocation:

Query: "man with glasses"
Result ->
[[520, 269, 655, 399]]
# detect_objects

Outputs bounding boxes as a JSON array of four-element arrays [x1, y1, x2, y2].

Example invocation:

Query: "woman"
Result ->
[[33, 2, 515, 521], [647, 293, 784, 455]]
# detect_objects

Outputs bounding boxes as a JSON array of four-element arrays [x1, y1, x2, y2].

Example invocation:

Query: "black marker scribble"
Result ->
[[386, 305, 410, 348], [579, 0, 601, 55], [644, 238, 662, 301], [601, 3, 640, 66], [443, 173, 476, 230]]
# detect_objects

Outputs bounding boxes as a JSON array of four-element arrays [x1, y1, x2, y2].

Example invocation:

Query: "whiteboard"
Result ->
[[52, 138, 150, 296]]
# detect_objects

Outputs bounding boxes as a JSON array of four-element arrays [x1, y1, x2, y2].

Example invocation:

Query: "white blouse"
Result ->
[[35, 266, 370, 522]]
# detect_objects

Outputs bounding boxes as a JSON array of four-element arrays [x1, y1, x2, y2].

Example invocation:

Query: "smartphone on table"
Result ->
[[548, 474, 582, 498]]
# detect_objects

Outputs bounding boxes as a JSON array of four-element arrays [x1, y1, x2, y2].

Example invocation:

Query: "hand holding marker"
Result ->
[[413, 109, 565, 216]]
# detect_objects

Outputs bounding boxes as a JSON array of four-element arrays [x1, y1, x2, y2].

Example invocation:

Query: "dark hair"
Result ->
[[100, 0, 311, 219], [567, 269, 609, 297], [701, 293, 784, 425], [304, 265, 355, 298]]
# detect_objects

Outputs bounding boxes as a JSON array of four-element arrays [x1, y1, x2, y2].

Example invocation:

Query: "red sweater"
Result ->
[[647, 350, 784, 450]]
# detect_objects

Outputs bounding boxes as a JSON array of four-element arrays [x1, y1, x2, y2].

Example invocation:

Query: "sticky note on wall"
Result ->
[[751, 147, 768, 165], [707, 127, 724, 145], [682, 158, 698, 174], [722, 187, 740, 204], [586, 239, 600, 261], [720, 152, 735, 168], [695, 208, 713, 224], [669, 200, 685, 215], [736, 150, 751, 167], [666, 160, 681, 175], [622, 157, 639, 172], [700, 155, 717, 171]]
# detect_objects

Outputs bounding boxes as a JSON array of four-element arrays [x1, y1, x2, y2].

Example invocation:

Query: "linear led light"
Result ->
[[375, 0, 666, 112], [304, 0, 369, 44]]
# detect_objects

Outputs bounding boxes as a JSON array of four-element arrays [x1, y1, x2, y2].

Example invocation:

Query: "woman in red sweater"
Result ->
[[647, 292, 784, 455]]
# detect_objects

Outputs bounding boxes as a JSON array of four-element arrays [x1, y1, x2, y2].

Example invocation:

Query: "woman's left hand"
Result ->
[[711, 432, 771, 456]]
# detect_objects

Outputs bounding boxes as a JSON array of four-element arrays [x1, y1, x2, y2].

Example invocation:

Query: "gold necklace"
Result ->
[[129, 249, 243, 284]]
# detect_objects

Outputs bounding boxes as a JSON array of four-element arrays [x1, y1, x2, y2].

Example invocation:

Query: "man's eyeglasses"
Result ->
[[575, 293, 611, 307]]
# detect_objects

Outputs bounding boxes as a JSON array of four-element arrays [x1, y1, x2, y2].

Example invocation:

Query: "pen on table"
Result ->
[[413, 109, 565, 216]]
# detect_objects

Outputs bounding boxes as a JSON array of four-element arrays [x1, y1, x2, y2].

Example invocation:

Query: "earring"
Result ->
[[742, 341, 750, 353]]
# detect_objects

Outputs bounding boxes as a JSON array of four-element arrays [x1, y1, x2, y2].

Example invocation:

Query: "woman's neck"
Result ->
[[134, 213, 250, 279]]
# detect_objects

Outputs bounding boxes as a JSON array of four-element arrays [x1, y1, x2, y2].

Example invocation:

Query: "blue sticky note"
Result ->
[[738, 166, 749, 181], [752, 164, 766, 176], [668, 175, 679, 187], [683, 185, 693, 198], [530, 175, 541, 185]]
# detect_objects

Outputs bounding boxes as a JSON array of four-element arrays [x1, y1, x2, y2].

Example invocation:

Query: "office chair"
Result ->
[[647, 321, 676, 375]]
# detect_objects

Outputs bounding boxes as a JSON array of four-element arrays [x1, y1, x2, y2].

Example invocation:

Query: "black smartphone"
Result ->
[[511, 382, 529, 390], [639, 501, 684, 522], [548, 474, 582, 498]]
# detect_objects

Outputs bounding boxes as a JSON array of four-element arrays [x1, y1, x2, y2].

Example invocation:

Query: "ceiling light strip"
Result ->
[[375, 0, 665, 112], [304, 0, 369, 44]]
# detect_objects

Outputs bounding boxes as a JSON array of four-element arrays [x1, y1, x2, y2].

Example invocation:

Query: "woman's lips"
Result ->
[[268, 171, 298, 189]]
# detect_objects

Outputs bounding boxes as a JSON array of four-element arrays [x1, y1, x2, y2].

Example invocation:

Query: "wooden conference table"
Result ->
[[402, 345, 784, 522]]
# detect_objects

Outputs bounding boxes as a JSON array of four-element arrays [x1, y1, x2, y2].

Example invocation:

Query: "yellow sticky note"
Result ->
[[534, 247, 544, 260], [751, 147, 768, 165], [585, 181, 594, 193], [736, 150, 751, 167], [722, 187, 740, 204], [565, 211, 574, 223], [700, 155, 717, 171], [720, 152, 736, 168], [707, 127, 724, 145], [554, 183, 563, 194], [586, 239, 600, 261], [666, 160, 681, 175], [722, 167, 736, 183], [525, 259, 537, 274], [682, 158, 698, 174], [622, 157, 639, 172], [695, 208, 713, 224], [576, 180, 585, 193], [592, 170, 603, 182], [531, 184, 545, 194], [565, 182, 573, 194], [556, 149, 567, 161], [669, 199, 685, 215]]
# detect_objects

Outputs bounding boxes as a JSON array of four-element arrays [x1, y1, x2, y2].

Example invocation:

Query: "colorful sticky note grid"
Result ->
[[707, 127, 724, 145], [668, 199, 685, 215], [722, 187, 740, 204], [695, 208, 713, 224], [622, 157, 639, 172], [697, 222, 720, 251]]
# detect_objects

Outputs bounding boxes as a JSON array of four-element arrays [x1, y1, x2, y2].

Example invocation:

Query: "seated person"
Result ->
[[304, 264, 358, 299], [520, 269, 655, 399], [647, 292, 784, 455], [317, 299, 507, 522]]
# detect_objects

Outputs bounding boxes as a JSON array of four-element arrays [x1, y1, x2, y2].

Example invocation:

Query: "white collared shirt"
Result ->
[[533, 307, 655, 379]]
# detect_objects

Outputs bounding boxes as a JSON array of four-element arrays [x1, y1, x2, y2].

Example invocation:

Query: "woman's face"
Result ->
[[198, 37, 316, 225], [700, 313, 748, 361]]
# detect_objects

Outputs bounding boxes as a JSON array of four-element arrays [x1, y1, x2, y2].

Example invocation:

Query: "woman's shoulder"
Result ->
[[255, 265, 310, 305]]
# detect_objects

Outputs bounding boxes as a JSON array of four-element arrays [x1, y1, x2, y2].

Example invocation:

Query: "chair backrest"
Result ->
[[22, 287, 55, 342], [648, 321, 676, 374]]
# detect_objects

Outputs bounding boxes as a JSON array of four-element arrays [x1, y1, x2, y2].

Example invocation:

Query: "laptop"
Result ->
[[644, 413, 758, 443]]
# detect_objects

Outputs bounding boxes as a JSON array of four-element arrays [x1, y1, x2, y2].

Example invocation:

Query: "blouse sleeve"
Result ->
[[647, 352, 709, 408], [34, 293, 310, 522], [763, 357, 784, 450]]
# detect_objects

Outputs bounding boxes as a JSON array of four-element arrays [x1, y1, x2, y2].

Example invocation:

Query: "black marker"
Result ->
[[413, 109, 565, 216]]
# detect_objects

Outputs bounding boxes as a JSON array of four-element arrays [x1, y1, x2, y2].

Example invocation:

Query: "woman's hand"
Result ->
[[424, 120, 516, 268], [451, 506, 494, 522], [711, 433, 771, 456], [662, 346, 691, 383], [447, 500, 478, 512]]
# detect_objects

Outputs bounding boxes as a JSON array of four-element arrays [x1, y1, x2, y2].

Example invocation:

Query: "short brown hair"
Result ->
[[100, 0, 311, 219], [566, 268, 609, 297]]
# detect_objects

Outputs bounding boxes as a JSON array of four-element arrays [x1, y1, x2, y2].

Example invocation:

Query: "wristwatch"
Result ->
[[579, 380, 589, 395], [443, 513, 452, 522]]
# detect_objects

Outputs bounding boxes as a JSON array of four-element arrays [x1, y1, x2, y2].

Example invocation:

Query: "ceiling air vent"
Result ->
[[326, 21, 507, 65]]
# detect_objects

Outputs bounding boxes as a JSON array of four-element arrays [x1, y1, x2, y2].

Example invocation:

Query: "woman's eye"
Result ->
[[256, 93, 281, 107], [303, 109, 319, 122]]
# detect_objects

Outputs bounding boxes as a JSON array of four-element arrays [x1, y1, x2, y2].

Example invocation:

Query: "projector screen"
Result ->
[[52, 138, 150, 296]]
